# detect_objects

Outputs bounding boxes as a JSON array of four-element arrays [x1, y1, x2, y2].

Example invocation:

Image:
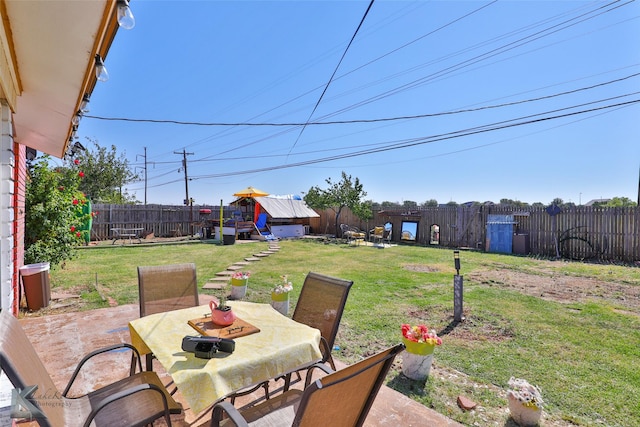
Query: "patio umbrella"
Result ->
[[232, 186, 269, 198], [232, 186, 269, 223]]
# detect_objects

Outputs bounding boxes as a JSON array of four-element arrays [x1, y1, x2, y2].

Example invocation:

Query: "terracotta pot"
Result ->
[[209, 300, 236, 326]]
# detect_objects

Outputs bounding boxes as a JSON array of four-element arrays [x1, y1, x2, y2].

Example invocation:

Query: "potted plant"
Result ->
[[270, 275, 293, 315], [209, 297, 236, 326], [400, 324, 442, 381], [507, 377, 544, 426], [230, 271, 250, 299]]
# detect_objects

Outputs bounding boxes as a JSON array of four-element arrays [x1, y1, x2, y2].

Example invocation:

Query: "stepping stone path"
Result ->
[[202, 243, 281, 291]]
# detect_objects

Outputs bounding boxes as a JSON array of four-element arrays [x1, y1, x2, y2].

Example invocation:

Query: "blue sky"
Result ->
[[77, 0, 640, 206]]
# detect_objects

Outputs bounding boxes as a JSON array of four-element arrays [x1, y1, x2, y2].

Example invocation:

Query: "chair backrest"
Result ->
[[138, 263, 199, 317], [0, 311, 63, 426], [293, 344, 404, 427], [373, 226, 384, 238], [292, 272, 353, 361]]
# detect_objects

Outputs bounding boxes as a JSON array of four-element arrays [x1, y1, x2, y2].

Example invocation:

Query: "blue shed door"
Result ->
[[486, 215, 514, 253]]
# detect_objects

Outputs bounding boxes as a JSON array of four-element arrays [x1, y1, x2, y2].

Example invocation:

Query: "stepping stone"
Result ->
[[263, 250, 278, 254], [233, 261, 251, 266], [203, 282, 227, 290], [209, 276, 230, 282], [269, 245, 280, 250], [51, 292, 81, 300], [226, 265, 243, 271], [254, 253, 269, 257], [245, 257, 260, 262], [215, 270, 235, 277]]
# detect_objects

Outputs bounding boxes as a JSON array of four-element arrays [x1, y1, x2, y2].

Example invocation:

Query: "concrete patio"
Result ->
[[16, 304, 462, 426]]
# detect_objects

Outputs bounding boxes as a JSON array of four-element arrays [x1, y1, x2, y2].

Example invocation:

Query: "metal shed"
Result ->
[[486, 214, 517, 253]]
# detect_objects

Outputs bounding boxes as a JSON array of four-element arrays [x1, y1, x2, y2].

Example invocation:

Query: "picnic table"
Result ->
[[111, 227, 144, 244]]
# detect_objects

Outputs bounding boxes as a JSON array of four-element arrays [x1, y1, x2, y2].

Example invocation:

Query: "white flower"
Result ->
[[273, 275, 293, 294], [507, 377, 544, 409]]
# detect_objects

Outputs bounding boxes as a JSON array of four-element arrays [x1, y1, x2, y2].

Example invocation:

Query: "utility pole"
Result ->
[[175, 149, 194, 235], [136, 147, 148, 205]]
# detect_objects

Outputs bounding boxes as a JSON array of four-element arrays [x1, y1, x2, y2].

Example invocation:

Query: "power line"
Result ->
[[186, 98, 640, 180], [287, 0, 376, 157], [87, 72, 640, 128]]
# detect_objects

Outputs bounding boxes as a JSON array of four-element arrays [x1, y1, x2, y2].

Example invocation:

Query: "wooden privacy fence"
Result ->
[[91, 204, 228, 240], [91, 204, 639, 262], [317, 205, 640, 263]]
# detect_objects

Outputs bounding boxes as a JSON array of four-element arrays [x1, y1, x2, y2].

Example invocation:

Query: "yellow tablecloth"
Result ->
[[128, 301, 322, 414]]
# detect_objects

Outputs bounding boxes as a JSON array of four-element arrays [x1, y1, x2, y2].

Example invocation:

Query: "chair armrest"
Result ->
[[82, 383, 172, 427], [211, 401, 249, 427], [319, 336, 335, 367], [304, 362, 335, 388], [63, 343, 143, 397]]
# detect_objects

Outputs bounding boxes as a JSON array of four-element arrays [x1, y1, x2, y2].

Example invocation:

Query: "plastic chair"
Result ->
[[254, 213, 277, 240], [0, 310, 181, 427], [210, 344, 404, 427]]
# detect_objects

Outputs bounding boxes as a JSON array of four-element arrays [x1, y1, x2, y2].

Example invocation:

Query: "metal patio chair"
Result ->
[[210, 344, 404, 427], [137, 263, 200, 371], [230, 272, 353, 404], [340, 223, 366, 246], [0, 310, 181, 427], [280, 271, 354, 392]]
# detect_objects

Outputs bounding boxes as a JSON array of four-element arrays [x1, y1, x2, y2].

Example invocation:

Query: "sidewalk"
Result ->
[[19, 305, 462, 426]]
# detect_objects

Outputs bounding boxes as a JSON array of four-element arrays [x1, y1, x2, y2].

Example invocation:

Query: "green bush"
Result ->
[[25, 156, 93, 266]]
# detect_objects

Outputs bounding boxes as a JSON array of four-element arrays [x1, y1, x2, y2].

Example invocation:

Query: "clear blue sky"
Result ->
[[77, 0, 640, 206]]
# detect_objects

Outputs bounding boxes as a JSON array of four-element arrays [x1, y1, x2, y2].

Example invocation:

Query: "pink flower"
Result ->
[[70, 226, 76, 232], [76, 232, 81, 238], [72, 199, 79, 205], [232, 271, 250, 280], [74, 159, 80, 165], [78, 171, 85, 178]]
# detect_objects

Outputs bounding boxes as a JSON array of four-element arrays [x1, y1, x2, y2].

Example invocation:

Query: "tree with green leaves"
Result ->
[[380, 201, 398, 209], [304, 171, 371, 236], [64, 138, 139, 204], [25, 156, 93, 266], [599, 197, 637, 207]]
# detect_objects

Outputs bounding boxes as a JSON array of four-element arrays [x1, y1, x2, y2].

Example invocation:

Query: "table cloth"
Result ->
[[129, 301, 322, 414]]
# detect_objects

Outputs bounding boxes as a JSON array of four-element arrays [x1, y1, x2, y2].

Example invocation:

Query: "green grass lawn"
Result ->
[[48, 239, 640, 426]]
